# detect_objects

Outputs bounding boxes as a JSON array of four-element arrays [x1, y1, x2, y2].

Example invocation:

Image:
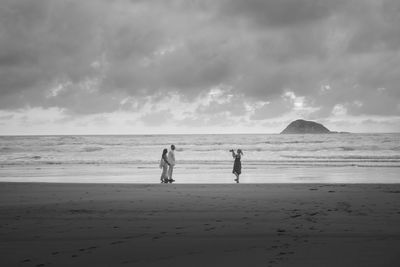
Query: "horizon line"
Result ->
[[1, 132, 399, 137]]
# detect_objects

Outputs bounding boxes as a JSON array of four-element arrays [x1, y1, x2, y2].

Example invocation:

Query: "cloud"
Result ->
[[0, 0, 399, 133], [251, 98, 292, 120], [140, 110, 174, 126], [218, 0, 345, 28]]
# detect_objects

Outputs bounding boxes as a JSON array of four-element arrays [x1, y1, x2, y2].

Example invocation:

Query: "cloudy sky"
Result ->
[[1, 0, 399, 134]]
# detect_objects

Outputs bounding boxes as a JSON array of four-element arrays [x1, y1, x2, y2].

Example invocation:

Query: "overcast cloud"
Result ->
[[0, 0, 399, 134]]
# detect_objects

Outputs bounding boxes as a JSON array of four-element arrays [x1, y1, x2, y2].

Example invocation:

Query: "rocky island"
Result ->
[[281, 119, 331, 134]]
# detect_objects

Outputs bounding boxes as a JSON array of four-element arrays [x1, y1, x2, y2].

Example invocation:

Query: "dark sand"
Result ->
[[1, 183, 400, 266]]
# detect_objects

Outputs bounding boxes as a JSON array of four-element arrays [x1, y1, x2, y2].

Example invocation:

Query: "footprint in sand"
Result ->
[[110, 240, 125, 245], [336, 201, 352, 213], [156, 255, 174, 261], [121, 259, 140, 264]]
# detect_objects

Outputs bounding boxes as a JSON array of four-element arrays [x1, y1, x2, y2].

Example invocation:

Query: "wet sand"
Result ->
[[1, 183, 400, 266]]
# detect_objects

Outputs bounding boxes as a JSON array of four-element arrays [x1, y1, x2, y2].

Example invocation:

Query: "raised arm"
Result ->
[[231, 150, 237, 158]]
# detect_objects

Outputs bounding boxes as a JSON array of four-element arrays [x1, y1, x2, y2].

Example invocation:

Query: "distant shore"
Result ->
[[1, 182, 400, 266]]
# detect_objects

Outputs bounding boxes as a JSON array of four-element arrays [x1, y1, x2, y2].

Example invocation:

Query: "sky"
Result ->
[[0, 0, 399, 135]]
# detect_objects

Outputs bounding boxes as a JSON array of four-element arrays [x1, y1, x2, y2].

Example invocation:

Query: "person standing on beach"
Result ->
[[167, 144, 176, 183], [230, 149, 243, 183], [160, 148, 170, 183]]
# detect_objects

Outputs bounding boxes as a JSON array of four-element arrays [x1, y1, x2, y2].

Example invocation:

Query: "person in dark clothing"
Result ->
[[230, 149, 243, 183]]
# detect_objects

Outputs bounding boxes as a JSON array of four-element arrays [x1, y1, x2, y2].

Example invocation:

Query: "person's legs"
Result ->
[[161, 166, 169, 183], [168, 166, 174, 182], [234, 172, 239, 183]]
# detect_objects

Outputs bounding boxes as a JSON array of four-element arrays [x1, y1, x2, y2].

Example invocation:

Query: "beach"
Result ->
[[1, 183, 400, 266]]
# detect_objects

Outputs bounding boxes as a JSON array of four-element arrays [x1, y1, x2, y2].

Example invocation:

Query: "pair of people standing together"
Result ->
[[160, 144, 176, 183]]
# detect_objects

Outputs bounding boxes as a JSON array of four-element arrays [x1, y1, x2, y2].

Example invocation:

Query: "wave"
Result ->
[[282, 155, 400, 160], [339, 146, 355, 151], [1, 134, 400, 170], [0, 147, 17, 153], [81, 147, 104, 152], [1, 158, 400, 167], [263, 140, 326, 144], [174, 146, 396, 153], [8, 155, 42, 160]]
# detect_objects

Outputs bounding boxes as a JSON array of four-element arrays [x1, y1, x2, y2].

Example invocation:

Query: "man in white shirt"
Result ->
[[167, 144, 176, 182]]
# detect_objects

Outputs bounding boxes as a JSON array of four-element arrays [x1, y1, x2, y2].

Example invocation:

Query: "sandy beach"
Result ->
[[1, 183, 400, 266]]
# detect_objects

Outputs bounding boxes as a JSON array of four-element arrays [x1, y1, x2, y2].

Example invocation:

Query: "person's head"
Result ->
[[162, 148, 168, 157], [171, 144, 175, 150], [237, 149, 243, 155]]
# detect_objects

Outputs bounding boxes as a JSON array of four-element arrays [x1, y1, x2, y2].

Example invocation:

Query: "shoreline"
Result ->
[[2, 181, 400, 185], [1, 182, 400, 266], [1, 164, 400, 184]]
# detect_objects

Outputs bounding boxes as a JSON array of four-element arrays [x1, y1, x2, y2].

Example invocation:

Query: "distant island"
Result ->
[[280, 119, 331, 134]]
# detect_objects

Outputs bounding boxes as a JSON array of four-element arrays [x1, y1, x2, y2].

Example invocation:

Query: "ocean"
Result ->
[[0, 133, 399, 183]]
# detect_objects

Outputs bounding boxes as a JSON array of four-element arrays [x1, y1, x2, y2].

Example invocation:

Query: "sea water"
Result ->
[[0, 133, 399, 183]]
